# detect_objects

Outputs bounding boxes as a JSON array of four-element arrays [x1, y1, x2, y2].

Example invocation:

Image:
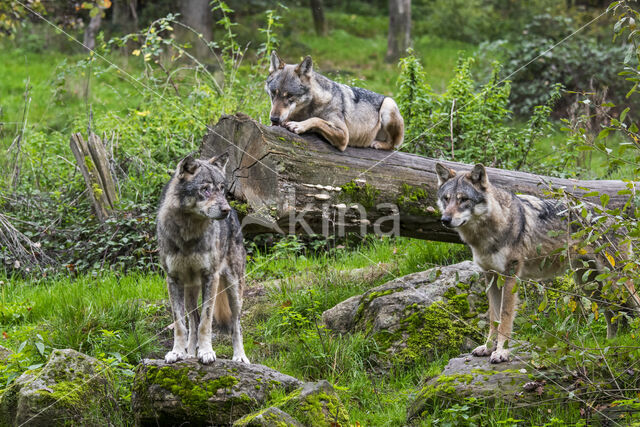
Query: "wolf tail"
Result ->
[[213, 284, 232, 331]]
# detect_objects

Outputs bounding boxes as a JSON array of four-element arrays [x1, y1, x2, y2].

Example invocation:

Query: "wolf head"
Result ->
[[173, 153, 231, 220], [265, 51, 314, 126], [435, 163, 490, 229]]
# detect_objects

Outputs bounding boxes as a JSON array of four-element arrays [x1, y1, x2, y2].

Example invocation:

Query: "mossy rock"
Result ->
[[323, 261, 486, 365], [0, 348, 118, 426], [236, 380, 348, 427], [133, 358, 302, 426], [406, 352, 571, 423]]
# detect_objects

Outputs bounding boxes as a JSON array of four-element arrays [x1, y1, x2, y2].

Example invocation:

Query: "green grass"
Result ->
[[0, 48, 140, 134]]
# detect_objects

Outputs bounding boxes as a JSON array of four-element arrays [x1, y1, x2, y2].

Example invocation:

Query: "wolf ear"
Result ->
[[269, 51, 284, 74], [435, 163, 456, 187], [468, 164, 489, 188], [208, 152, 229, 173], [295, 55, 313, 77], [178, 154, 199, 177]]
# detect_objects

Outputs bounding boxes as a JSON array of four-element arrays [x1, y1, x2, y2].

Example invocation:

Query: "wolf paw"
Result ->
[[489, 349, 510, 364], [164, 350, 187, 364], [198, 349, 217, 365], [232, 354, 250, 364], [471, 345, 493, 357], [284, 121, 306, 134], [371, 140, 392, 150]]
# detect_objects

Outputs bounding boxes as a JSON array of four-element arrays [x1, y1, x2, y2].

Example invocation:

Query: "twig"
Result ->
[[449, 98, 456, 160], [156, 60, 181, 98], [10, 77, 31, 189]]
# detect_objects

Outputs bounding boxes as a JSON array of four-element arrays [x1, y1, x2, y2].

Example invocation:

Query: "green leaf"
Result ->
[[35, 341, 45, 356], [538, 294, 548, 312], [621, 107, 630, 122]]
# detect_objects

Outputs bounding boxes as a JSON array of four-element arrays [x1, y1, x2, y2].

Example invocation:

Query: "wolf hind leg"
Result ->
[[473, 272, 500, 357], [223, 274, 250, 363], [490, 276, 518, 364], [165, 277, 188, 363], [372, 98, 404, 150]]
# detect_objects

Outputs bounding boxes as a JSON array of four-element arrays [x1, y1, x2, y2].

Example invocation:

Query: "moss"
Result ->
[[144, 365, 242, 418], [36, 380, 87, 407], [372, 286, 483, 364], [354, 287, 403, 324], [230, 200, 250, 216], [339, 180, 380, 208], [296, 391, 349, 427], [395, 183, 436, 215]]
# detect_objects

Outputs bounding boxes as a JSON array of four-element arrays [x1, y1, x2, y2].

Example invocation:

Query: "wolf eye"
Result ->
[[200, 185, 212, 198], [443, 194, 450, 201]]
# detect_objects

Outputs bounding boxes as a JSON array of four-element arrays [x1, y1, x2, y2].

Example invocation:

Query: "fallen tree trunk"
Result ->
[[200, 114, 635, 243]]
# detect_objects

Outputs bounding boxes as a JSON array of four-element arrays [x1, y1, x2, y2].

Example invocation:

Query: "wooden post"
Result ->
[[69, 132, 118, 222]]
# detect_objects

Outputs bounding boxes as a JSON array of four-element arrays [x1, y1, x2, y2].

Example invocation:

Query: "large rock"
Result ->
[[322, 261, 486, 363], [132, 358, 302, 426], [0, 348, 117, 426], [406, 352, 567, 423], [235, 380, 349, 427]]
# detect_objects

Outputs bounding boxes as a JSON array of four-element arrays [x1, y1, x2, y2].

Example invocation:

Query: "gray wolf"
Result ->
[[435, 163, 640, 364], [157, 153, 249, 364], [266, 51, 404, 151]]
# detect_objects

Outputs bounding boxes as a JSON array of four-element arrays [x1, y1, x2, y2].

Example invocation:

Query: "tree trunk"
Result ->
[[83, 9, 103, 51], [310, 0, 328, 36], [111, 0, 138, 33], [179, 0, 213, 59], [200, 114, 635, 243], [385, 0, 411, 63]]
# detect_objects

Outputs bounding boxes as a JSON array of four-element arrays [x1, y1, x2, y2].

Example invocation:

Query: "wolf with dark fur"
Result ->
[[266, 51, 404, 151], [435, 163, 639, 364], [157, 153, 249, 364]]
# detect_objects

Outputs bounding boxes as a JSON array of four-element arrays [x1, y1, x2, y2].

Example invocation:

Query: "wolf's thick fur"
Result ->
[[157, 153, 249, 364], [266, 51, 404, 151], [435, 163, 639, 364]]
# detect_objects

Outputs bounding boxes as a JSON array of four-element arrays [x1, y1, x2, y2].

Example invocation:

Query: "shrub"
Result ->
[[479, 14, 635, 117], [396, 50, 560, 170]]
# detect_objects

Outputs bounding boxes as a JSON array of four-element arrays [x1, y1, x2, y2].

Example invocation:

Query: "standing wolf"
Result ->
[[435, 163, 639, 364], [266, 51, 404, 151], [157, 153, 249, 364]]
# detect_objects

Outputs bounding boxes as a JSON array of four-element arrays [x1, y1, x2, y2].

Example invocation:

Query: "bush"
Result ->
[[479, 14, 635, 117], [396, 50, 560, 170]]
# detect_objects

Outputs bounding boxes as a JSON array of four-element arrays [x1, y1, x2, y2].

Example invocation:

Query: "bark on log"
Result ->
[[200, 114, 635, 243]]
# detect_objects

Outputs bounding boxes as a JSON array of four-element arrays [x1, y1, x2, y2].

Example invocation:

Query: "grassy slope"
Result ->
[[1, 238, 469, 425]]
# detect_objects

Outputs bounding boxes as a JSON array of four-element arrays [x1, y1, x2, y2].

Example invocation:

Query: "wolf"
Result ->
[[435, 163, 640, 364], [157, 153, 249, 365], [266, 51, 404, 151]]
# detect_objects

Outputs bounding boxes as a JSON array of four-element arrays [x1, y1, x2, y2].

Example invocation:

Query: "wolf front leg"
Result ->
[[472, 272, 500, 357], [284, 117, 349, 151], [185, 285, 200, 358], [165, 276, 188, 363], [490, 275, 519, 364], [224, 275, 250, 363], [197, 272, 218, 364]]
